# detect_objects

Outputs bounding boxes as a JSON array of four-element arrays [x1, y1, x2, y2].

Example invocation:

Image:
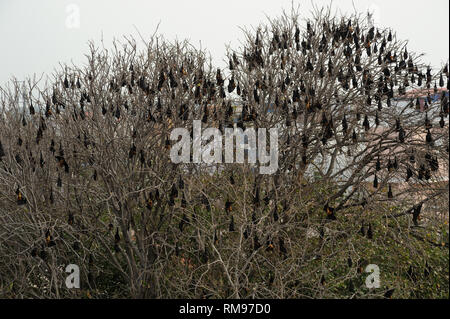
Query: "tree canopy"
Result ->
[[0, 7, 448, 299]]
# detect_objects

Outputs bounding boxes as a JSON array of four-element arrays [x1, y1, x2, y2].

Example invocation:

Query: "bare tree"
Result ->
[[0, 6, 448, 299]]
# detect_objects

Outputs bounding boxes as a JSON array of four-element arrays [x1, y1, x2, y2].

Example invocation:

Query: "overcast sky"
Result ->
[[0, 0, 448, 87]]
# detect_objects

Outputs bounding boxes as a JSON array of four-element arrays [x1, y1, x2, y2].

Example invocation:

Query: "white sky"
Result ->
[[0, 0, 448, 87]]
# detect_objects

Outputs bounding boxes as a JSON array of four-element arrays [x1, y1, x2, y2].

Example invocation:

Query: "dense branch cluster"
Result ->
[[0, 8, 448, 298]]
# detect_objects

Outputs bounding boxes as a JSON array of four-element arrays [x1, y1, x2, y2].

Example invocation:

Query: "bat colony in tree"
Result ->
[[0, 7, 448, 298]]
